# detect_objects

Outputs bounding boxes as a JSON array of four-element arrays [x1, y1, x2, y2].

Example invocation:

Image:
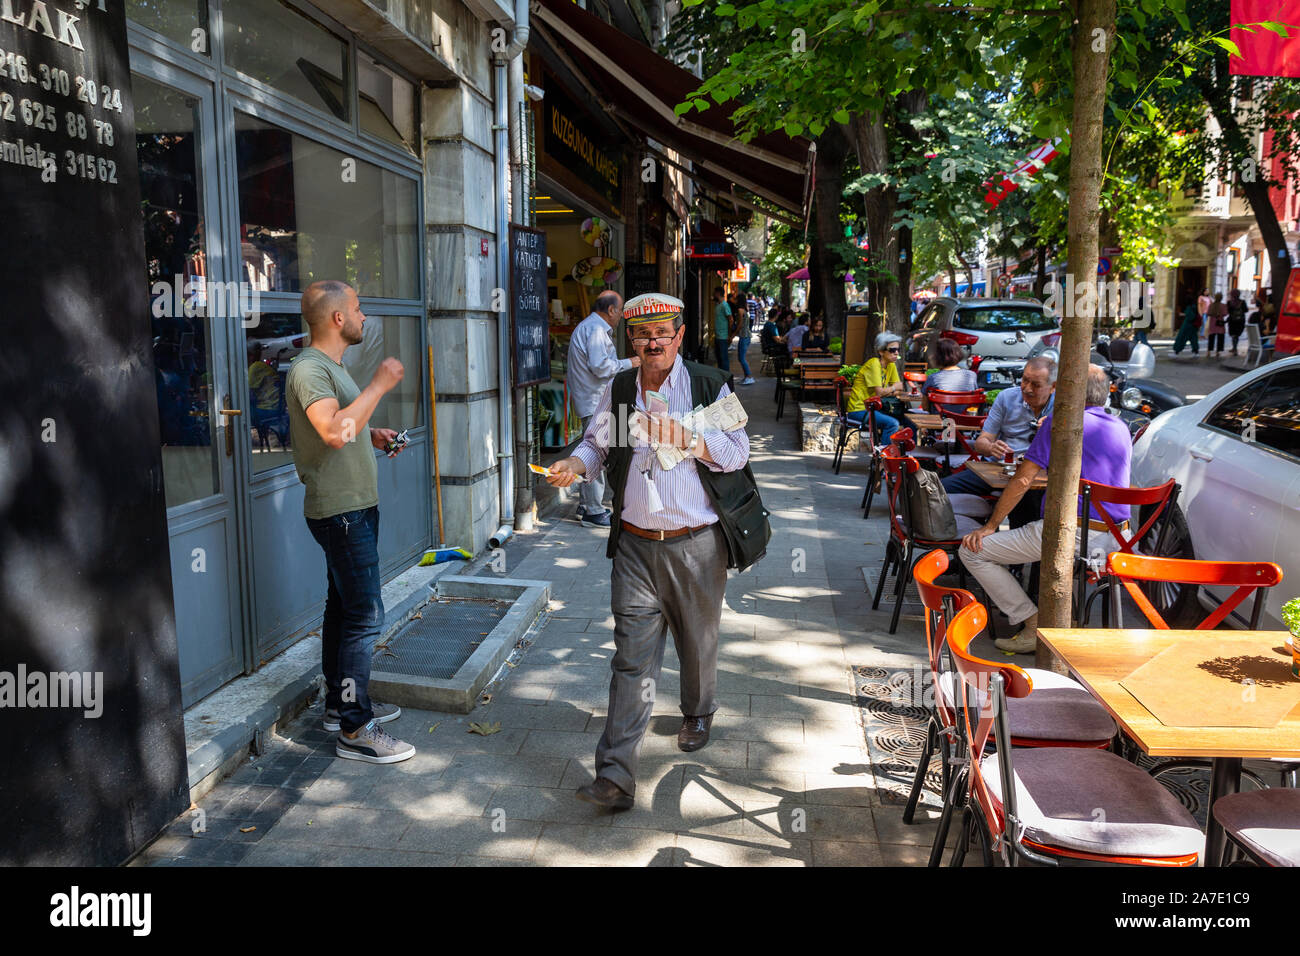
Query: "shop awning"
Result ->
[[532, 0, 813, 217]]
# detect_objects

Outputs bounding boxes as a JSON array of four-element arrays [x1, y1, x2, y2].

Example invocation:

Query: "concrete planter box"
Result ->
[[798, 403, 856, 454]]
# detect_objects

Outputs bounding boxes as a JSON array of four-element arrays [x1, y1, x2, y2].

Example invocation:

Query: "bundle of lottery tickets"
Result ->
[[648, 392, 748, 470]]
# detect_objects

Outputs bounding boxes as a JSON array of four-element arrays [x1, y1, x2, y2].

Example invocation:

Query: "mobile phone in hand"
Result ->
[[385, 429, 410, 457]]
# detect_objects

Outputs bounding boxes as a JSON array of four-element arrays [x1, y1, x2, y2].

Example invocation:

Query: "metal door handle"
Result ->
[[218, 406, 242, 457]]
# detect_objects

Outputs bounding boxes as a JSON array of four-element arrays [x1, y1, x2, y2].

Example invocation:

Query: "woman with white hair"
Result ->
[[845, 331, 906, 443]]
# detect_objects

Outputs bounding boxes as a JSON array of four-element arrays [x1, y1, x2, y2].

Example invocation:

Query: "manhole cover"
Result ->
[[375, 599, 510, 679]]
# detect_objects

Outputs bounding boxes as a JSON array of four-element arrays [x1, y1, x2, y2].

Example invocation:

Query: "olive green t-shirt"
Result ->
[[286, 347, 379, 519]]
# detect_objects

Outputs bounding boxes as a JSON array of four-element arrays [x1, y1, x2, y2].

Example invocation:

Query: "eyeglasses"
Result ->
[[630, 333, 678, 347]]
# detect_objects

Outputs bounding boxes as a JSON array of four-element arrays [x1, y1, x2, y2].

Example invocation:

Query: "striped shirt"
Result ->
[[572, 356, 750, 531]]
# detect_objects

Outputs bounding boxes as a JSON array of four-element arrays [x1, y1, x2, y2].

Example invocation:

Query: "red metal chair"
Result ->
[[925, 388, 987, 416], [872, 433, 967, 634], [908, 551, 1118, 866], [923, 410, 986, 476], [1105, 554, 1283, 631], [851, 396, 886, 515], [943, 601, 1203, 867], [1074, 479, 1179, 626]]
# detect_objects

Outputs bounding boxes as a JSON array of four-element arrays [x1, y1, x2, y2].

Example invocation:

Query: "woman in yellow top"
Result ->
[[846, 332, 905, 443]]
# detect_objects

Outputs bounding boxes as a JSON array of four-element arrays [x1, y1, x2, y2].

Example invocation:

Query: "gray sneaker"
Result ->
[[323, 701, 400, 732], [335, 719, 416, 764]]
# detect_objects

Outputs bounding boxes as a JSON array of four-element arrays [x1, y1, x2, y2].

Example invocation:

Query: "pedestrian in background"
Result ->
[[567, 290, 641, 527], [712, 287, 732, 379], [1197, 288, 1212, 324], [734, 293, 755, 385], [1172, 296, 1201, 356], [1206, 292, 1227, 357], [1226, 288, 1248, 356]]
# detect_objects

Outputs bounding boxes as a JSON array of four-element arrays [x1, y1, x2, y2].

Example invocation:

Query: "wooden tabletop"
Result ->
[[908, 413, 985, 432], [965, 458, 1049, 490], [1037, 628, 1300, 759]]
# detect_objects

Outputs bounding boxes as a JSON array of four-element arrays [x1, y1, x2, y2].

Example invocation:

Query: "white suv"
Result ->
[[906, 297, 1061, 389]]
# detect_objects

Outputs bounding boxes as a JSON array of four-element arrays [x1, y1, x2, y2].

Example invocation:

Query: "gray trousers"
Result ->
[[595, 524, 728, 795], [578, 415, 607, 514]]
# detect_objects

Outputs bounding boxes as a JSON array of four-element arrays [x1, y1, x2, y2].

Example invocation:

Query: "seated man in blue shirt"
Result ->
[[959, 365, 1131, 655], [943, 355, 1055, 528]]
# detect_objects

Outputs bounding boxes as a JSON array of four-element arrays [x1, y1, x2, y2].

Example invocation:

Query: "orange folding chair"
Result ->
[[908, 551, 1117, 866], [1105, 553, 1283, 631], [1074, 478, 1179, 626], [944, 601, 1203, 867], [872, 434, 968, 634]]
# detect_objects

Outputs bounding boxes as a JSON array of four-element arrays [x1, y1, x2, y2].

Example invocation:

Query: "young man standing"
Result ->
[[286, 280, 416, 765]]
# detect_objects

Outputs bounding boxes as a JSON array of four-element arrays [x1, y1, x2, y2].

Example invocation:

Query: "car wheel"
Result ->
[[1135, 502, 1201, 627]]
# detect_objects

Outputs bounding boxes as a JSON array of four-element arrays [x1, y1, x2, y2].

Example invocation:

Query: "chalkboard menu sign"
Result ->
[[511, 224, 550, 388], [625, 261, 658, 299], [0, 0, 187, 864]]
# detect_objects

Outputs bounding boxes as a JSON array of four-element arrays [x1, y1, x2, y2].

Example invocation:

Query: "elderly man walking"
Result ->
[[958, 365, 1131, 655], [566, 290, 640, 527], [546, 292, 764, 810]]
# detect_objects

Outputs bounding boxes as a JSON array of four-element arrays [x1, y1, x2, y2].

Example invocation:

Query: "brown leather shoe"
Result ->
[[678, 714, 713, 752], [574, 776, 634, 810]]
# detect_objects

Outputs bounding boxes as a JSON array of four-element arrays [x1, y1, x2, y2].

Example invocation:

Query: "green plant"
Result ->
[[1283, 597, 1300, 638]]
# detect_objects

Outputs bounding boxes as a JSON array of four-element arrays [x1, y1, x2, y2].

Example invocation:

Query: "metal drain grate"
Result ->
[[375, 598, 511, 679]]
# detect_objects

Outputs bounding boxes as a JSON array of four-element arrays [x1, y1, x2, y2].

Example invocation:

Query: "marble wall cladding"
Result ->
[[433, 394, 499, 477], [438, 477, 500, 553], [423, 85, 494, 153], [424, 142, 495, 234], [427, 315, 499, 395], [431, 0, 491, 94], [426, 228, 498, 311]]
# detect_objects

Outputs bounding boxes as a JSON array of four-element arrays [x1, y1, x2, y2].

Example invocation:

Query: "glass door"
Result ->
[[133, 63, 247, 706]]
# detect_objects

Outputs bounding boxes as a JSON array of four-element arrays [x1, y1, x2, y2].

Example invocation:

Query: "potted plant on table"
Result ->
[[1283, 598, 1300, 678]]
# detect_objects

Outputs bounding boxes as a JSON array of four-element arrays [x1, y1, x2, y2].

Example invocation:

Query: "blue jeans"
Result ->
[[306, 506, 383, 734], [736, 332, 751, 378], [847, 408, 900, 444], [715, 340, 730, 374]]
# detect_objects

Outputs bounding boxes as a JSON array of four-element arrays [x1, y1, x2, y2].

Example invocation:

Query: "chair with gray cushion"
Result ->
[[943, 600, 1203, 867], [1213, 788, 1300, 867]]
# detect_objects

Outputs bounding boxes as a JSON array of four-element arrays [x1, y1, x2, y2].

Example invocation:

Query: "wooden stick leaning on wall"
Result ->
[[428, 345, 445, 546]]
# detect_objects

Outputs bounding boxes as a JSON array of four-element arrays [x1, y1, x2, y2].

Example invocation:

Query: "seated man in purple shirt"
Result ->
[[958, 364, 1132, 655]]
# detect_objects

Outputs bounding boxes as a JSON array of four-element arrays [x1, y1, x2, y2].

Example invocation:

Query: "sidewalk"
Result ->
[[136, 358, 951, 867]]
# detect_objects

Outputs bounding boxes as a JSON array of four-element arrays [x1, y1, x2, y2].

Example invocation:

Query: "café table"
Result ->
[[1037, 626, 1300, 866], [908, 412, 985, 433], [964, 458, 1049, 491]]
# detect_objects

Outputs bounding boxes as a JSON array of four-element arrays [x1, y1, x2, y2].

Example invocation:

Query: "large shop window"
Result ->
[[235, 113, 418, 298], [127, 0, 211, 53], [246, 314, 423, 474], [135, 74, 219, 509], [223, 0, 349, 122]]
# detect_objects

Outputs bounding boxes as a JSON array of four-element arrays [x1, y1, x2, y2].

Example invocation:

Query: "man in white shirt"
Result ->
[[546, 292, 752, 809], [566, 291, 640, 527]]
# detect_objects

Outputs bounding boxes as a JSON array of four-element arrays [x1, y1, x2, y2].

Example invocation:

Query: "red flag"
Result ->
[[1230, 1, 1300, 77], [983, 139, 1062, 209]]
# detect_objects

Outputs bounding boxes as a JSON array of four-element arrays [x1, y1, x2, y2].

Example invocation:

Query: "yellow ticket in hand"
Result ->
[[530, 462, 584, 482]]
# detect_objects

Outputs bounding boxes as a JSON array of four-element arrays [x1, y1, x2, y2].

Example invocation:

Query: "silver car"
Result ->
[[905, 297, 1061, 388]]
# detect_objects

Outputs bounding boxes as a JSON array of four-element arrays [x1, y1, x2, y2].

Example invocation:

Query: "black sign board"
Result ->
[[511, 225, 551, 388], [625, 261, 658, 299], [543, 83, 621, 211], [0, 1, 187, 864]]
